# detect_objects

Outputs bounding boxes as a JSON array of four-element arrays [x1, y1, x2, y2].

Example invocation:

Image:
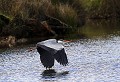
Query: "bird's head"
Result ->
[[57, 39, 71, 44]]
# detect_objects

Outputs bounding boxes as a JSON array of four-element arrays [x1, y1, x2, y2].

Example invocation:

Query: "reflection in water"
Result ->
[[63, 19, 120, 40], [42, 69, 56, 78], [77, 19, 120, 39], [42, 69, 69, 78]]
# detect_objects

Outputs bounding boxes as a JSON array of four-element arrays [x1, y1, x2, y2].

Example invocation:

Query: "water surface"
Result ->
[[0, 20, 120, 82]]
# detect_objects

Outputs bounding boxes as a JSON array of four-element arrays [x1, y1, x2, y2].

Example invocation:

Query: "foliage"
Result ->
[[0, 0, 120, 31], [81, 0, 120, 18], [54, 4, 79, 27], [0, 0, 84, 27]]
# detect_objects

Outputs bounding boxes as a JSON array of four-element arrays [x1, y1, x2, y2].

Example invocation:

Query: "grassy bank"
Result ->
[[81, 0, 120, 18], [1, 0, 120, 24], [0, 0, 120, 37], [0, 0, 83, 27], [1, 0, 120, 48]]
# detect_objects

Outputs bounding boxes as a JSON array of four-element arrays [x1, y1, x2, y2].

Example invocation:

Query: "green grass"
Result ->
[[0, 0, 82, 27], [0, 0, 120, 27], [56, 4, 78, 27]]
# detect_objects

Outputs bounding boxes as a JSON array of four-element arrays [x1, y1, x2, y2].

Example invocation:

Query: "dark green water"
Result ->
[[66, 19, 120, 39], [0, 19, 120, 82]]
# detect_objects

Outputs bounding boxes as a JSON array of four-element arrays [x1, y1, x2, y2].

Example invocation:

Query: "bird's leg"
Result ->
[[47, 67, 52, 70], [46, 67, 48, 70], [46, 67, 52, 70], [48, 68, 51, 70]]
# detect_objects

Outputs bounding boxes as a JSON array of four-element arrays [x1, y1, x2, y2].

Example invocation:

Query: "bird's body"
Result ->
[[36, 39, 68, 69]]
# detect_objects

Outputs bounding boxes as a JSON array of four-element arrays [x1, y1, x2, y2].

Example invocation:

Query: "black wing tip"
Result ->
[[59, 60, 68, 66], [54, 48, 68, 66], [62, 63, 69, 66]]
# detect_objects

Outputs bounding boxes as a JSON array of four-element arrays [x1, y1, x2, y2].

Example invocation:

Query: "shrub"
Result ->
[[57, 4, 78, 27]]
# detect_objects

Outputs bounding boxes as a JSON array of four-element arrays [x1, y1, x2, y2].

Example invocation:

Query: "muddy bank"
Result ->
[[0, 36, 55, 48], [0, 15, 73, 48], [0, 15, 72, 38]]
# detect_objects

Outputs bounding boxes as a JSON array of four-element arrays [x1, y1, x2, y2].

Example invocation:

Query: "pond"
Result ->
[[0, 19, 120, 82]]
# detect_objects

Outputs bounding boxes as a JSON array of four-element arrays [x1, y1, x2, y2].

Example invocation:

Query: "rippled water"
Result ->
[[0, 19, 120, 82], [0, 35, 120, 82]]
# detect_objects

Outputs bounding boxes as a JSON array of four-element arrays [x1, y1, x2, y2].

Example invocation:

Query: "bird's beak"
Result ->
[[62, 40, 71, 43], [58, 39, 72, 44]]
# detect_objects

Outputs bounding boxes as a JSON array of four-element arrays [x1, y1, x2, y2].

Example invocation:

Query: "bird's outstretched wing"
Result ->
[[54, 48, 68, 66], [37, 46, 55, 68]]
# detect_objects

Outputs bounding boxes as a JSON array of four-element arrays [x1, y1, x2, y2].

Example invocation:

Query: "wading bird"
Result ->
[[36, 39, 68, 69]]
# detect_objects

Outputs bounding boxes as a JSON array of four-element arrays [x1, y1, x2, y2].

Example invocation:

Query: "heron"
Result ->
[[36, 39, 68, 69]]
